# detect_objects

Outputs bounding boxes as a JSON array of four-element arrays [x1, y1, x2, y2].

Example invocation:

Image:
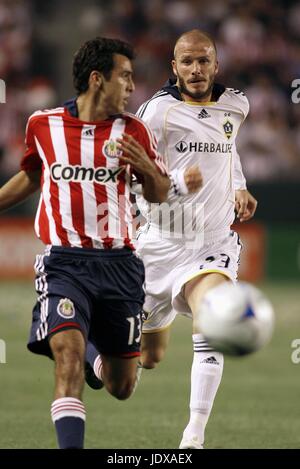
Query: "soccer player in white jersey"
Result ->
[[0, 37, 170, 449], [135, 29, 258, 449]]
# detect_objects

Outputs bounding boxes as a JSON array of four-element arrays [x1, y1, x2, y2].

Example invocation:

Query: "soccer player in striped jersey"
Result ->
[[134, 30, 258, 449], [0, 37, 169, 449]]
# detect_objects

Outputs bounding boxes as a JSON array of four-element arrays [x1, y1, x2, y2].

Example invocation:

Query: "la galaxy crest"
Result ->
[[223, 113, 233, 140]]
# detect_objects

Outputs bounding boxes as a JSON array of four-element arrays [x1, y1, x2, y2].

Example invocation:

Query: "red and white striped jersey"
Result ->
[[21, 105, 166, 249]]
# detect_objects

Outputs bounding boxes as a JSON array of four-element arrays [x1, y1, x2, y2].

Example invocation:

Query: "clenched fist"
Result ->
[[235, 189, 258, 222], [184, 165, 203, 193]]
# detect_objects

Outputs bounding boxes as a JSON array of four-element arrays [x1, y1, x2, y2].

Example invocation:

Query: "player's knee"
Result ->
[[108, 379, 135, 400], [141, 357, 157, 369], [141, 348, 164, 369]]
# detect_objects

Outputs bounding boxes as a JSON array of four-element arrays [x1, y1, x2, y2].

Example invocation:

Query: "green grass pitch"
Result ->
[[0, 280, 299, 448]]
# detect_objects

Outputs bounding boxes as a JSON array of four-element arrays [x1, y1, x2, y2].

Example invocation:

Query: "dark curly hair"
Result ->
[[72, 37, 135, 95]]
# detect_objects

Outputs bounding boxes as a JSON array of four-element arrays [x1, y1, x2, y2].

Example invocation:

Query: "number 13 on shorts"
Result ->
[[126, 315, 142, 345]]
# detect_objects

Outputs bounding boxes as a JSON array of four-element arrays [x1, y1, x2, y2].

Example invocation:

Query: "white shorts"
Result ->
[[136, 229, 242, 333]]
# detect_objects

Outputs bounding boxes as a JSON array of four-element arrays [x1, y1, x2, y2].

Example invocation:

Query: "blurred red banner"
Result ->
[[0, 218, 43, 279], [0, 218, 266, 281]]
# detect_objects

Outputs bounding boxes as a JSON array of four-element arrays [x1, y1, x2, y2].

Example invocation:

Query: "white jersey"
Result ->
[[136, 82, 249, 241]]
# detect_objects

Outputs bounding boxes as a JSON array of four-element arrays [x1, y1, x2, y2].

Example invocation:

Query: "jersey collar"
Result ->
[[63, 97, 79, 117], [161, 78, 226, 102], [63, 98, 123, 121]]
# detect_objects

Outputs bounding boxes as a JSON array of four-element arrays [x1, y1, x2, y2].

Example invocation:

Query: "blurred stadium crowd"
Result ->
[[1, 0, 300, 191]]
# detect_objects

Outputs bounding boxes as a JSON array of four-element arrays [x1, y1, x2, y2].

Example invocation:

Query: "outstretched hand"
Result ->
[[235, 189, 258, 222], [117, 133, 156, 176]]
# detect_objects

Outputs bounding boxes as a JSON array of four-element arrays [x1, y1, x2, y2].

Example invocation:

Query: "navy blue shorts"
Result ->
[[27, 246, 145, 358]]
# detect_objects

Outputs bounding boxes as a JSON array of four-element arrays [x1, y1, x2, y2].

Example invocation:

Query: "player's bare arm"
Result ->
[[117, 133, 170, 203], [235, 189, 258, 223], [0, 169, 40, 212]]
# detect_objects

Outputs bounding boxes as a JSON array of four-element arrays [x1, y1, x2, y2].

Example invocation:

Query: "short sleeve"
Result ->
[[233, 144, 247, 190], [20, 118, 42, 171], [133, 120, 167, 183]]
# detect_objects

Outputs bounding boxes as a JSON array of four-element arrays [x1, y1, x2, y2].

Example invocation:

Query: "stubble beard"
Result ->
[[177, 75, 214, 101]]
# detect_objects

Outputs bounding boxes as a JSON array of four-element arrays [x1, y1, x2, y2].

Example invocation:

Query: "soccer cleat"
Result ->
[[179, 434, 203, 449], [84, 361, 104, 390]]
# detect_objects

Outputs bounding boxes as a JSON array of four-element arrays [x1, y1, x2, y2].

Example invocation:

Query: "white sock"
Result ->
[[132, 362, 143, 395], [93, 355, 103, 381], [183, 333, 224, 445]]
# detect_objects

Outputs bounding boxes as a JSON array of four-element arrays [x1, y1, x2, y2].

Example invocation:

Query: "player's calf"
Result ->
[[50, 330, 85, 399], [49, 329, 86, 449]]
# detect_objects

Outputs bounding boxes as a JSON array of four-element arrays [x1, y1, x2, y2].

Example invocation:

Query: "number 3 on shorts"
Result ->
[[126, 315, 142, 345]]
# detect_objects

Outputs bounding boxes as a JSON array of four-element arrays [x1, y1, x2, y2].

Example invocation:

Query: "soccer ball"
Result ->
[[199, 282, 274, 356]]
